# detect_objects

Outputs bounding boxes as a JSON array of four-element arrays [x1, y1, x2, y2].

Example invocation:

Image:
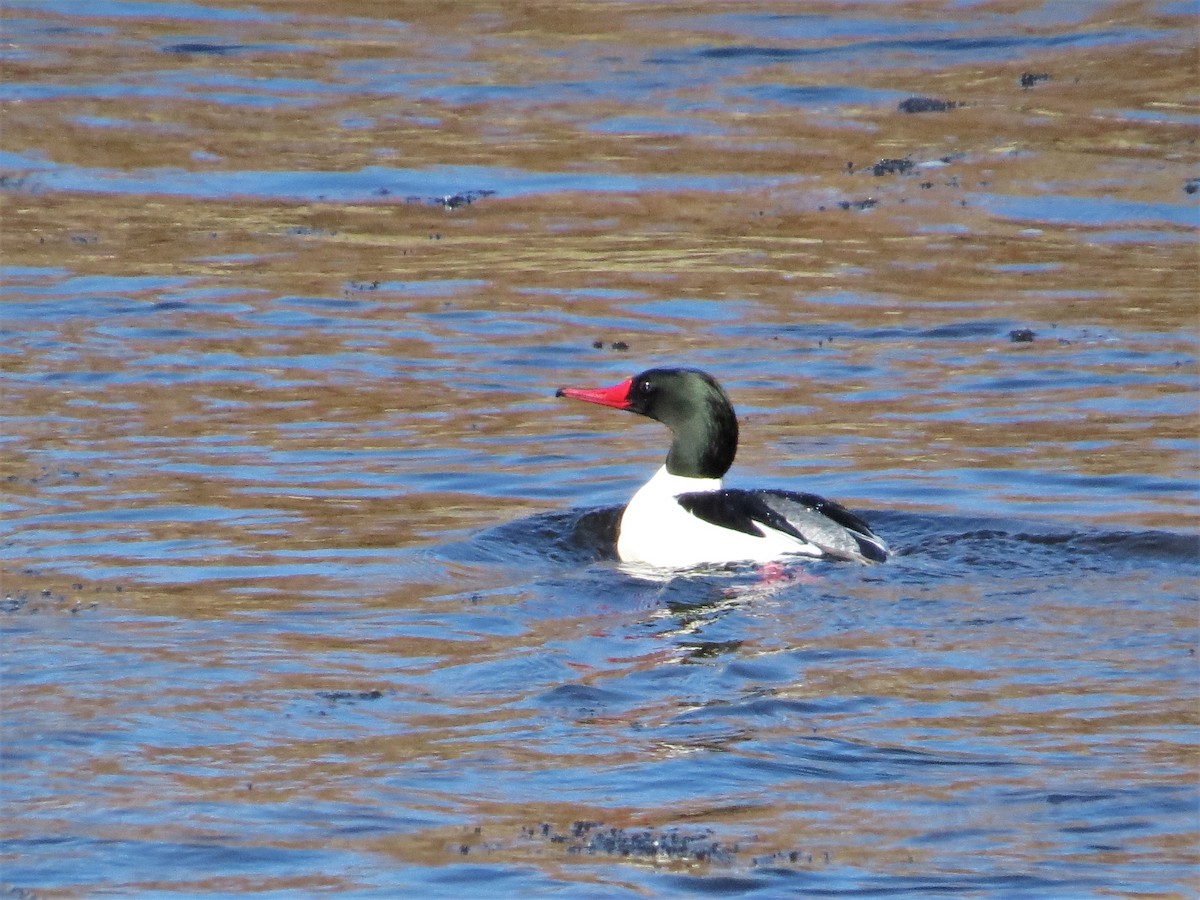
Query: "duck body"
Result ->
[[557, 368, 888, 569]]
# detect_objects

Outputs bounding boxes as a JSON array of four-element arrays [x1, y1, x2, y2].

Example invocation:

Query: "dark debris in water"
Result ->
[[401, 190, 497, 209], [520, 820, 738, 864], [6, 465, 85, 486], [592, 338, 630, 351], [443, 189, 495, 209], [898, 96, 958, 113], [838, 198, 878, 211], [872, 157, 915, 177], [752, 848, 832, 868], [1, 576, 105, 616], [1184, 178, 1198, 195], [316, 689, 385, 703], [0, 172, 33, 192], [162, 43, 246, 56], [286, 225, 337, 238], [1009, 328, 1037, 343]]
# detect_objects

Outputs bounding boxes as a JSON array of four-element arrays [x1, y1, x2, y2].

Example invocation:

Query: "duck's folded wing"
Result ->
[[676, 489, 889, 563]]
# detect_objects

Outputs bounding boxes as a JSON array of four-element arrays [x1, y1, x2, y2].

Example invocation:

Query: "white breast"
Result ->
[[616, 466, 821, 568]]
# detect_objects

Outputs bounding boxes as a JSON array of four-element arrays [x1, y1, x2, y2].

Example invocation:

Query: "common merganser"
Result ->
[[556, 367, 889, 568]]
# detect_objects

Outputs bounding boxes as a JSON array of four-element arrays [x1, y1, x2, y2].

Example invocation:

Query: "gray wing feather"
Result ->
[[757, 492, 888, 563], [677, 489, 889, 564]]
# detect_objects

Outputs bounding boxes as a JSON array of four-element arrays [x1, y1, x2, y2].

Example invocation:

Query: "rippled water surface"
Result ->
[[2, 1, 1198, 896]]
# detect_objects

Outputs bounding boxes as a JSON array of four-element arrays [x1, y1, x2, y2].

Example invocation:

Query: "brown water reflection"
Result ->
[[2, 0, 1198, 896]]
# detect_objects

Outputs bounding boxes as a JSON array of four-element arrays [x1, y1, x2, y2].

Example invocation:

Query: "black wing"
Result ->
[[676, 489, 888, 564]]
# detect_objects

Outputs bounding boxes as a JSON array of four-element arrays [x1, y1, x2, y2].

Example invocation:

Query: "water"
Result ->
[[2, 1, 1198, 896]]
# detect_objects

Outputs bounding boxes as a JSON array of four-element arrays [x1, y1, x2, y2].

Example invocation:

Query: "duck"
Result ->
[[556, 367, 888, 568]]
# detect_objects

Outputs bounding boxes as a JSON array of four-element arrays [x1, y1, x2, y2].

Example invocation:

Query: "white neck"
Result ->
[[616, 466, 722, 565], [638, 464, 722, 498]]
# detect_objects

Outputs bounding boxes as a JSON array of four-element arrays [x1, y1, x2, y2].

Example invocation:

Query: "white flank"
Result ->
[[616, 466, 823, 568]]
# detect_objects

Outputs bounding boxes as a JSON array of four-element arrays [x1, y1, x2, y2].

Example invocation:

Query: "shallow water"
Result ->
[[2, 1, 1198, 896]]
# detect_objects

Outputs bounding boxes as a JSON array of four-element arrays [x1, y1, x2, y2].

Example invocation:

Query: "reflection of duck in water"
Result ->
[[557, 367, 888, 569]]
